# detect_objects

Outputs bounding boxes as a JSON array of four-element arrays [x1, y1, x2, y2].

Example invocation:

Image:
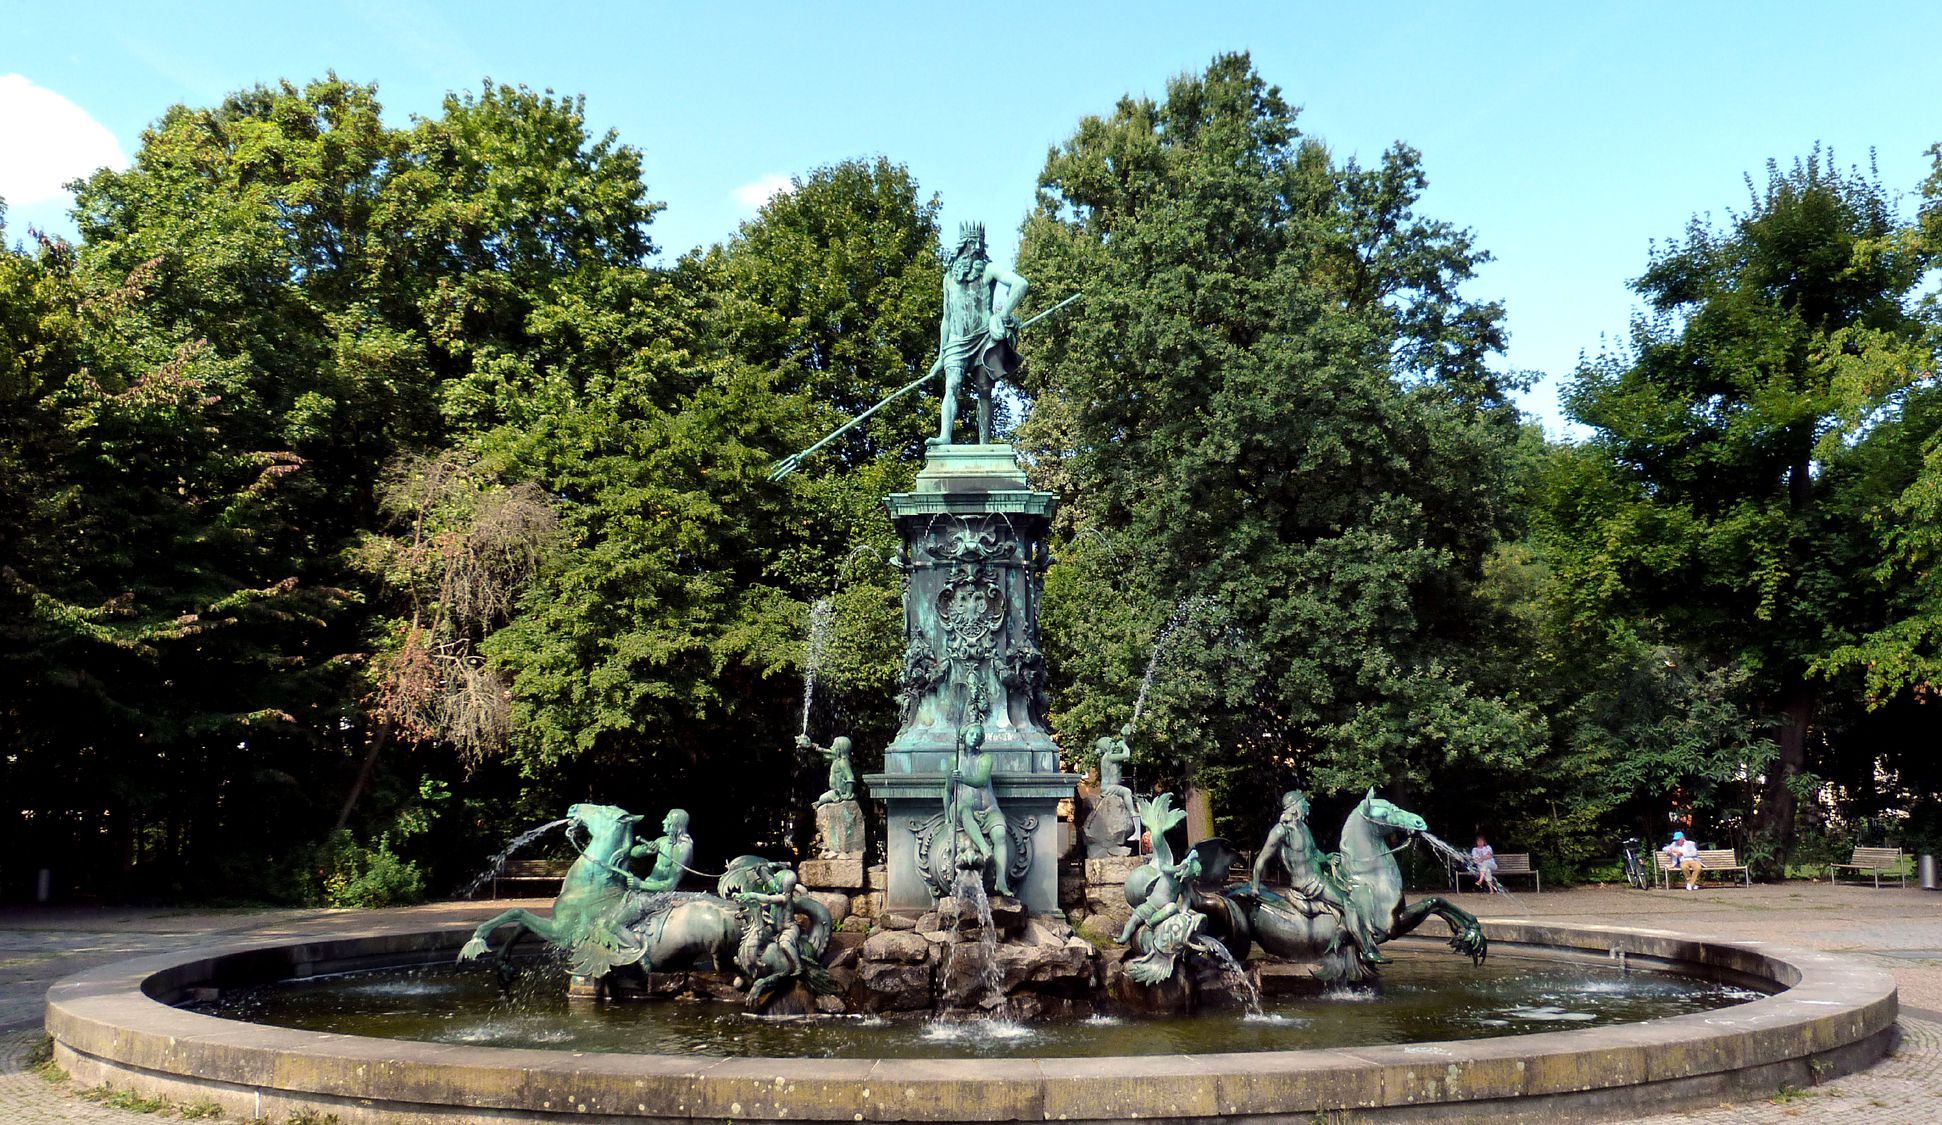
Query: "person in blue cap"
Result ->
[[1661, 831, 1701, 890]]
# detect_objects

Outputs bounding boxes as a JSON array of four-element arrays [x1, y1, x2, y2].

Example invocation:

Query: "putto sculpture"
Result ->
[[800, 732, 866, 857], [1083, 726, 1140, 857], [801, 733, 856, 806], [1118, 793, 1214, 985]]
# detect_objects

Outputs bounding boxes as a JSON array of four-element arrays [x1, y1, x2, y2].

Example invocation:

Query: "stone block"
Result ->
[[1081, 791, 1137, 857], [1086, 854, 1147, 886], [876, 909, 918, 931], [854, 960, 932, 1012], [806, 890, 850, 922], [812, 799, 866, 858], [1024, 915, 1074, 946], [798, 857, 865, 890], [1253, 960, 1318, 996], [1059, 869, 1087, 908], [866, 864, 888, 890], [861, 930, 931, 964]]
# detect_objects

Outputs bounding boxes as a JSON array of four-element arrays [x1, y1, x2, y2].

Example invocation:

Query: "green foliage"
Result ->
[[310, 829, 426, 908], [6, 64, 1940, 901], [78, 1085, 172, 1113], [1018, 53, 1537, 822], [1548, 148, 1935, 863]]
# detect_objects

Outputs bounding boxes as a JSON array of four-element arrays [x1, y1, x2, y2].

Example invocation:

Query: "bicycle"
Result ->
[[1619, 837, 1650, 890]]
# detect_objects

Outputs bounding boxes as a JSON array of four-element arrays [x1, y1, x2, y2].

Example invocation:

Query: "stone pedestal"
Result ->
[[1080, 789, 1137, 858], [864, 445, 1077, 915], [813, 799, 866, 858]]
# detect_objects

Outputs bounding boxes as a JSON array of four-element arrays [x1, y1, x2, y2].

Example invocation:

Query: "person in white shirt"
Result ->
[[1468, 836, 1499, 892], [1661, 831, 1701, 890]]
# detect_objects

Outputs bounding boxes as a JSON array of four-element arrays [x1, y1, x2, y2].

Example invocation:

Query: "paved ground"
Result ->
[[0, 884, 1937, 1122]]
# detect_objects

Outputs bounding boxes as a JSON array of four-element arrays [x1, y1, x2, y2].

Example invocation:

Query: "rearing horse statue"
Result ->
[[457, 804, 830, 1008], [1228, 789, 1487, 984]]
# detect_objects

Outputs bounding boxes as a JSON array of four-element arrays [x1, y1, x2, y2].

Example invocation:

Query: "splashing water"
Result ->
[[455, 818, 569, 899], [937, 867, 1010, 1021], [1130, 595, 1209, 728], [800, 597, 835, 737], [1199, 939, 1262, 1017], [1418, 831, 1523, 908]]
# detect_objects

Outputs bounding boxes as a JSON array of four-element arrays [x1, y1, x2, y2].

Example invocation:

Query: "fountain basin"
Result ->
[[45, 918, 1896, 1123]]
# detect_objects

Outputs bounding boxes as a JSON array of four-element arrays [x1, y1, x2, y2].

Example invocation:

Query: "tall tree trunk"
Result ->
[[333, 720, 394, 832], [1755, 685, 1814, 874]]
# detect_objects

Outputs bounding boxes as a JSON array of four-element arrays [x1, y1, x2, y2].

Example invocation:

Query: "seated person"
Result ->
[[1661, 831, 1701, 890], [1468, 836, 1499, 892]]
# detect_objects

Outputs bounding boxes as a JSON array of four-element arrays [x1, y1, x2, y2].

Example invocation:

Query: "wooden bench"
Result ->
[[488, 858, 571, 899], [1830, 846, 1907, 888], [1446, 851, 1539, 893], [1653, 847, 1751, 888]]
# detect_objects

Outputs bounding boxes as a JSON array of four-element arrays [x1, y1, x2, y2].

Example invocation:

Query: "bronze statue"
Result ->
[[1096, 726, 1139, 842], [627, 808, 694, 892], [799, 734, 856, 806], [933, 221, 1028, 446], [945, 722, 1013, 896], [1251, 790, 1382, 966]]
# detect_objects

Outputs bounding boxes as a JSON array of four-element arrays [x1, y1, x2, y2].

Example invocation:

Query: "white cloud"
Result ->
[[0, 74, 127, 210], [730, 173, 794, 212]]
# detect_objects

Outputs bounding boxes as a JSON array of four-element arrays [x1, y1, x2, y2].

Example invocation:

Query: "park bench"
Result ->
[[487, 858, 571, 899], [1829, 845, 1907, 888], [1445, 851, 1539, 893], [1652, 846, 1751, 888]]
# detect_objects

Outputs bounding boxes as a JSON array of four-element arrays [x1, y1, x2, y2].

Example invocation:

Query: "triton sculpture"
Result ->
[[1222, 789, 1489, 983], [457, 804, 830, 1010]]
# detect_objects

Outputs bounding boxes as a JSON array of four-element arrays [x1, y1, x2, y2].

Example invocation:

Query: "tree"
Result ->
[[1017, 54, 1537, 834], [1555, 150, 1931, 862], [0, 225, 348, 896]]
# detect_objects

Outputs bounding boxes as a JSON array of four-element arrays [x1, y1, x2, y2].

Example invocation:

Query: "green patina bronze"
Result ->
[[932, 221, 1028, 447], [800, 733, 856, 806], [942, 721, 1013, 896], [1118, 793, 1213, 985], [628, 807, 694, 891], [768, 229, 1076, 480], [1227, 789, 1488, 984], [1250, 789, 1383, 967], [457, 804, 830, 1010]]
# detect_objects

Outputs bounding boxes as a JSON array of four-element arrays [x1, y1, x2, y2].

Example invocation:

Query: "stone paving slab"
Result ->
[[5, 888, 1942, 1122]]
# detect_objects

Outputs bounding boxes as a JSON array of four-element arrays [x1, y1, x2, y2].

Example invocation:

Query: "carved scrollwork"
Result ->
[[1006, 813, 1039, 881], [997, 643, 1048, 726], [937, 562, 1005, 663], [896, 640, 944, 724], [907, 810, 1039, 892]]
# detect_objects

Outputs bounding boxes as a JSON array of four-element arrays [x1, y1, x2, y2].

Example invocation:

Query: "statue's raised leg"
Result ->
[[1387, 896, 1488, 965], [457, 907, 566, 962]]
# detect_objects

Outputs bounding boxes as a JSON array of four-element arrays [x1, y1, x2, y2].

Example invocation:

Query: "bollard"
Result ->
[[1920, 854, 1937, 890], [36, 868, 51, 903]]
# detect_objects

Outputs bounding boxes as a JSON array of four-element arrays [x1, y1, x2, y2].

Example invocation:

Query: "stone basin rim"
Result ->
[[43, 917, 1899, 1124]]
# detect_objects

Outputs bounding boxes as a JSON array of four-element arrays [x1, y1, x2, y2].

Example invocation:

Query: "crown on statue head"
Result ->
[[958, 220, 986, 246]]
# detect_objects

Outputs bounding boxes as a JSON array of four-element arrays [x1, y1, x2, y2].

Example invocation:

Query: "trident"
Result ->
[[767, 291, 1084, 481]]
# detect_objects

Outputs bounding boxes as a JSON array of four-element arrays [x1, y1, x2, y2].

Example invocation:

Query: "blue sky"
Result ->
[[4, 1, 1939, 435]]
